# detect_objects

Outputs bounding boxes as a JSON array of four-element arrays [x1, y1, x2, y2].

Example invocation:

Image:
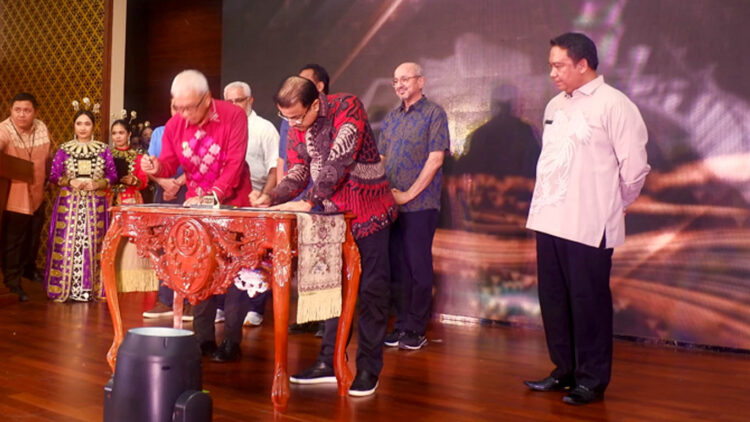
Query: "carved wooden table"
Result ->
[[101, 205, 361, 411]]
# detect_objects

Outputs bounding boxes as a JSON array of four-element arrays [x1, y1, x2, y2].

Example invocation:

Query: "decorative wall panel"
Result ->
[[0, 0, 106, 270]]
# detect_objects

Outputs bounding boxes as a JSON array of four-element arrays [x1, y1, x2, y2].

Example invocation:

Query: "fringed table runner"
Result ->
[[115, 240, 159, 292], [295, 213, 346, 324]]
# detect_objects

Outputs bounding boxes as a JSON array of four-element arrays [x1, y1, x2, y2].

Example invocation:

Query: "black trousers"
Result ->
[[535, 231, 614, 392], [1, 207, 45, 289], [389, 209, 439, 335], [193, 284, 251, 345], [318, 227, 390, 376]]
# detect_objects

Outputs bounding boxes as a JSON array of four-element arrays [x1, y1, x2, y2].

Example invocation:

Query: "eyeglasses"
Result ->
[[226, 96, 249, 104], [392, 75, 421, 86], [277, 105, 312, 126], [173, 93, 207, 113]]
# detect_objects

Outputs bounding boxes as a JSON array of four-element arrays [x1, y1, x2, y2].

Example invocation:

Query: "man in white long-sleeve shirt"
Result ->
[[217, 81, 279, 346], [524, 32, 650, 406]]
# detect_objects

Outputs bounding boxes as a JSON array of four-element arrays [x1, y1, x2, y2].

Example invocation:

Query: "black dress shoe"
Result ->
[[348, 370, 379, 397], [10, 287, 29, 302], [289, 361, 336, 384], [211, 339, 241, 363], [200, 341, 217, 356], [562, 385, 602, 405], [524, 376, 574, 392], [288, 321, 320, 334]]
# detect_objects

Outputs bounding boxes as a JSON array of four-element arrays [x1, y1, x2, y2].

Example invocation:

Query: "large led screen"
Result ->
[[223, 0, 750, 350]]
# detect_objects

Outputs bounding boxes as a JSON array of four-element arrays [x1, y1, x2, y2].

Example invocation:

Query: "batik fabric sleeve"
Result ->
[[271, 93, 397, 239]]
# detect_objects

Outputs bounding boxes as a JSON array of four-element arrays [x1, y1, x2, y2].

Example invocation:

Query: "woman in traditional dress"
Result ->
[[107, 118, 158, 292], [107, 119, 148, 205], [45, 110, 117, 302]]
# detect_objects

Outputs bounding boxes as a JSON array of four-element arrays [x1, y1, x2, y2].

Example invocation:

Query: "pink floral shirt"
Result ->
[[156, 99, 252, 206]]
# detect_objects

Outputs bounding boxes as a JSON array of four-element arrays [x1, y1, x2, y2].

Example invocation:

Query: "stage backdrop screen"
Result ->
[[223, 0, 750, 350]]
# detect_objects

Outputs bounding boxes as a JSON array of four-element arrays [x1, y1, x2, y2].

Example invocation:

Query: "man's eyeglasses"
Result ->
[[226, 96, 249, 104], [173, 93, 207, 113], [277, 105, 311, 126], [392, 75, 421, 86]]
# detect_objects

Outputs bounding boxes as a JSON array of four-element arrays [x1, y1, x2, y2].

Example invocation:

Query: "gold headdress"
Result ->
[[71, 97, 101, 114], [110, 109, 152, 150]]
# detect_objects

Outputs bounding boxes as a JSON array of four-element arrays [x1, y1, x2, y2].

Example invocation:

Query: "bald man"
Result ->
[[378, 62, 449, 351]]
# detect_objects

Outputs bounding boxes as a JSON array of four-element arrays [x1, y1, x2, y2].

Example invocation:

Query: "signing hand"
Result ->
[[183, 196, 202, 206], [270, 200, 312, 212], [249, 191, 272, 208]]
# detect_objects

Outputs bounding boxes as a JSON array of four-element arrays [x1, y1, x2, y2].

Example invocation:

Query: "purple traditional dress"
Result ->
[[45, 140, 117, 302]]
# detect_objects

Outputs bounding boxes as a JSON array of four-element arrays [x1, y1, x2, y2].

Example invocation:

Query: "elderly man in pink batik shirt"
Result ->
[[141, 69, 253, 361]]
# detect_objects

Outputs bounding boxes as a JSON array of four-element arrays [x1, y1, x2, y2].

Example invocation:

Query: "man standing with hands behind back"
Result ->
[[378, 62, 449, 351], [524, 32, 650, 405]]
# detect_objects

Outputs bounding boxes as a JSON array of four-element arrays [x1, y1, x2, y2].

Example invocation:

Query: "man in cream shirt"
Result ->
[[223, 81, 279, 328], [524, 32, 650, 405], [223, 81, 279, 197]]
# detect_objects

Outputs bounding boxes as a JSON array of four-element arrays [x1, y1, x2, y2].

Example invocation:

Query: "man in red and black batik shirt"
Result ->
[[252, 76, 397, 397]]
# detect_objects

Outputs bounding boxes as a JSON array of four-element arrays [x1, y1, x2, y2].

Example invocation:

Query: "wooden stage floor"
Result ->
[[0, 281, 747, 421]]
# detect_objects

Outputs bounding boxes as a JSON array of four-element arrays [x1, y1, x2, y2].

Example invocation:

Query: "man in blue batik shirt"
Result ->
[[378, 62, 450, 351]]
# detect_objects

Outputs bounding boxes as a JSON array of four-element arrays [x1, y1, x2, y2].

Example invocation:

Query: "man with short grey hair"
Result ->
[[223, 80, 279, 328], [223, 81, 279, 201], [141, 69, 254, 362]]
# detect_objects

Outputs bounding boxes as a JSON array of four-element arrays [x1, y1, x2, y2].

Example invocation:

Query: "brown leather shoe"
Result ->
[[142, 301, 173, 318]]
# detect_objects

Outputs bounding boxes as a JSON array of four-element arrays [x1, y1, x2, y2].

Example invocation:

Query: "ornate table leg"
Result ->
[[271, 220, 292, 411], [335, 222, 361, 395], [102, 212, 124, 372]]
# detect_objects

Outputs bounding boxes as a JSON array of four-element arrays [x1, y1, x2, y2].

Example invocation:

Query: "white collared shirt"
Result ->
[[526, 75, 650, 248], [245, 110, 280, 192]]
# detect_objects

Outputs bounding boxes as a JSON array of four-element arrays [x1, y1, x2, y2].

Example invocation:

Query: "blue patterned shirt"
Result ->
[[378, 96, 449, 212]]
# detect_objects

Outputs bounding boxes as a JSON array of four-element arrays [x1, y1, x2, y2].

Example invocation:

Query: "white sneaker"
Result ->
[[243, 311, 263, 326], [214, 308, 226, 323]]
